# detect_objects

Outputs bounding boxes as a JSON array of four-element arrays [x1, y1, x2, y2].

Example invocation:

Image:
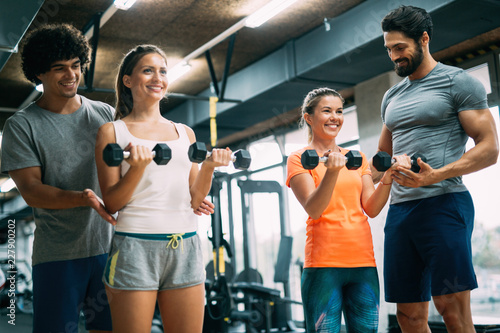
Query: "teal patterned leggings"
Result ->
[[301, 267, 379, 333]]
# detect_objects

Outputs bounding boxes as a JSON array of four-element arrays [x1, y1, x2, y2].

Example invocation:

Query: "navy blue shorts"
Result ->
[[32, 254, 112, 333], [384, 191, 478, 303]]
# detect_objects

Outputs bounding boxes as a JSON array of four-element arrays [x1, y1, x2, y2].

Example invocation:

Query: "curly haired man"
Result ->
[[1, 24, 115, 333]]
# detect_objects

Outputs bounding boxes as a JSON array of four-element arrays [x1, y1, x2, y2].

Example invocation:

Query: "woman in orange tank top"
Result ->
[[286, 87, 408, 332]]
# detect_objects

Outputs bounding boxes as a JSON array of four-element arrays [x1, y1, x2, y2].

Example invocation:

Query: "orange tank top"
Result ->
[[286, 147, 376, 268]]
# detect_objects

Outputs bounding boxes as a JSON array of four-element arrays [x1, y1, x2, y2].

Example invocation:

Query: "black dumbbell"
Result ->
[[188, 142, 252, 170], [103, 143, 172, 167], [372, 151, 427, 173], [300, 149, 363, 170]]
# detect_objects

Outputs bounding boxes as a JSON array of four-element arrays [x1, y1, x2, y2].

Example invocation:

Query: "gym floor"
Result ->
[[0, 315, 297, 333]]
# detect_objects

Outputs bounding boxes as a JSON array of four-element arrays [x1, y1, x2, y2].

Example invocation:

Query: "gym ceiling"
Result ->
[[0, 0, 499, 220]]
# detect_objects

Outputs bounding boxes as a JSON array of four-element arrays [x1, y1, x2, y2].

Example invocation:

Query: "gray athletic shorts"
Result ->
[[103, 232, 205, 291]]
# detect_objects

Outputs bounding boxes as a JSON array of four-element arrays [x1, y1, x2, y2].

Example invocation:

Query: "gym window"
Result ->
[[460, 50, 500, 322]]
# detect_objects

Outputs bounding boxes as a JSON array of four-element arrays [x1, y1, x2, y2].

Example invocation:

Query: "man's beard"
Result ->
[[394, 44, 424, 77]]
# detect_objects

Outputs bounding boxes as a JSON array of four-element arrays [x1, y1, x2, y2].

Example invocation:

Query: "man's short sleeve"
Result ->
[[452, 71, 488, 112], [381, 90, 391, 124], [1, 116, 41, 174]]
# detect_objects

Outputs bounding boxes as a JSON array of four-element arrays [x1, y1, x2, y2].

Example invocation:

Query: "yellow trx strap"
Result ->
[[209, 96, 218, 147], [212, 246, 225, 275]]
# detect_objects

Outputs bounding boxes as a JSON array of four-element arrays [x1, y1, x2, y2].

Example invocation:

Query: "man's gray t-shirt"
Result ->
[[381, 63, 488, 204], [1, 95, 115, 265]]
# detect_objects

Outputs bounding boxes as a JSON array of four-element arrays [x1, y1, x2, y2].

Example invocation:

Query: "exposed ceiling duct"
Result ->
[[166, 0, 500, 145]]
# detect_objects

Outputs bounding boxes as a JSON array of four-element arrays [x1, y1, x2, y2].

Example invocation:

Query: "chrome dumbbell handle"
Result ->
[[317, 155, 348, 164], [205, 151, 236, 163], [122, 150, 157, 159]]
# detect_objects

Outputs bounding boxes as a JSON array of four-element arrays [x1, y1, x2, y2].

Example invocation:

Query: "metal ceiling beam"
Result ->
[[293, 0, 453, 77], [181, 18, 247, 65], [82, 13, 102, 93], [83, 3, 118, 38], [165, 41, 298, 127], [167, 0, 453, 127], [205, 50, 220, 97], [204, 33, 238, 102], [219, 34, 237, 101], [167, 93, 241, 103], [0, 0, 45, 72]]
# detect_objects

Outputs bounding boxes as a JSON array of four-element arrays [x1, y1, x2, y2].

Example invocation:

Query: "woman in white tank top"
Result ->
[[95, 45, 232, 333]]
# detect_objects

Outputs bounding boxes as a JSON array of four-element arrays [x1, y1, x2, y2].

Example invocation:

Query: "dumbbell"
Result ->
[[300, 149, 363, 170], [372, 151, 427, 173], [103, 143, 172, 167], [188, 142, 252, 170]]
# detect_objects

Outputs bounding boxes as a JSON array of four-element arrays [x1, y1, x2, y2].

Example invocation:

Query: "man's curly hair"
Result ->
[[20, 23, 91, 84]]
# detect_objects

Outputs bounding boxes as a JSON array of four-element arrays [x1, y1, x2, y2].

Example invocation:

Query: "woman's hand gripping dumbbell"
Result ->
[[103, 143, 172, 167], [188, 142, 252, 170], [300, 149, 363, 170]]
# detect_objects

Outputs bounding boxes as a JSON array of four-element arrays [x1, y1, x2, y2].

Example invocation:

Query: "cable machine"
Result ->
[[203, 169, 303, 333]]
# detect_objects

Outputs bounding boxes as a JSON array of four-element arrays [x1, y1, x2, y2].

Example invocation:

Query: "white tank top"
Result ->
[[112, 119, 197, 233]]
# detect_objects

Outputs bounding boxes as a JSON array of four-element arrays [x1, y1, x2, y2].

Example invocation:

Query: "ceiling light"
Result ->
[[245, 0, 299, 28], [0, 178, 17, 192], [166, 0, 300, 84], [114, 0, 137, 10], [167, 63, 192, 84]]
